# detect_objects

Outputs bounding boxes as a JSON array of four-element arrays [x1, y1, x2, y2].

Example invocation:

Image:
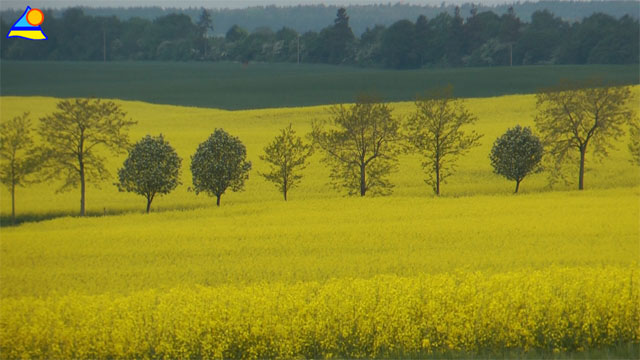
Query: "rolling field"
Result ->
[[1, 88, 639, 358], [1, 61, 638, 110]]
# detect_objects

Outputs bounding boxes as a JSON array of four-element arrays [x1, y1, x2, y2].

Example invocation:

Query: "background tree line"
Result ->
[[1, 5, 637, 68], [2, 81, 637, 222], [1, 1, 637, 37]]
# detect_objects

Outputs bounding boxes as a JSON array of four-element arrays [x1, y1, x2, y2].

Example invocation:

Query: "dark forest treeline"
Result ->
[[1, 1, 638, 36], [1, 6, 637, 69]]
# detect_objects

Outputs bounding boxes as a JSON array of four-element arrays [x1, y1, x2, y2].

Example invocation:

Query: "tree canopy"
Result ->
[[190, 129, 251, 206], [406, 86, 482, 196], [534, 80, 634, 189], [311, 96, 403, 196], [260, 124, 312, 201], [1, 6, 636, 67], [0, 113, 39, 223], [117, 134, 182, 213], [490, 125, 543, 193], [39, 98, 136, 216]]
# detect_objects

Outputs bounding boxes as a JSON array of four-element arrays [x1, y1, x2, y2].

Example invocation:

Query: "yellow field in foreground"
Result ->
[[1, 187, 639, 358], [2, 268, 637, 359], [0, 92, 639, 358]]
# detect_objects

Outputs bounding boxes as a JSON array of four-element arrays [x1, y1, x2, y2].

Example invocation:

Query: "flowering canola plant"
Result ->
[[0, 90, 639, 358], [1, 268, 638, 359]]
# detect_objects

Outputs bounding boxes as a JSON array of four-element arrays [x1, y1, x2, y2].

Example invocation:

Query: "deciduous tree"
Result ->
[[117, 134, 181, 213], [191, 129, 251, 206], [260, 124, 312, 201], [534, 80, 633, 190], [0, 113, 39, 224], [380, 20, 419, 69], [226, 24, 248, 43], [311, 96, 403, 196], [489, 125, 543, 193], [406, 85, 482, 196], [39, 98, 136, 216]]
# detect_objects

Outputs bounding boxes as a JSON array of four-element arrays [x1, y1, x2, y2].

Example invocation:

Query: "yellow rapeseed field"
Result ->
[[0, 89, 639, 358], [1, 88, 638, 214]]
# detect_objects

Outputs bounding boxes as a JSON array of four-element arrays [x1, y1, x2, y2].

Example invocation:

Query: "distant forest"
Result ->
[[1, 1, 638, 36], [1, 1, 638, 69]]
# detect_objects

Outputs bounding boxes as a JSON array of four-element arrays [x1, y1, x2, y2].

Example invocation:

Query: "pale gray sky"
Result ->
[[1, 0, 535, 10]]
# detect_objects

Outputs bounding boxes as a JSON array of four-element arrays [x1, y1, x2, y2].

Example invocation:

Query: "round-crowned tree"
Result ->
[[191, 129, 252, 206], [490, 125, 543, 193], [117, 134, 182, 213]]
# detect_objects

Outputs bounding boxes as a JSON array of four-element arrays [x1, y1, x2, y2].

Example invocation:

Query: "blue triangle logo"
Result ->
[[6, 6, 48, 40]]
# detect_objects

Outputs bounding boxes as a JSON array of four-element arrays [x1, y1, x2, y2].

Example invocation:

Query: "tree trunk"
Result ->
[[146, 197, 152, 213], [11, 180, 15, 225], [578, 147, 586, 190], [79, 135, 86, 216], [216, 194, 221, 207], [79, 163, 85, 216], [514, 179, 521, 194], [360, 165, 366, 197], [435, 162, 441, 196], [283, 180, 288, 201]]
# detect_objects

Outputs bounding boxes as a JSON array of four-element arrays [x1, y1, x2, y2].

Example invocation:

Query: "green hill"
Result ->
[[1, 61, 637, 110]]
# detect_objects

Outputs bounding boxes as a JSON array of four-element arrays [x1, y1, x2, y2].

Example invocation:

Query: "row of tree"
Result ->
[[4, 1, 634, 36], [1, 7, 638, 68], [1, 81, 638, 223]]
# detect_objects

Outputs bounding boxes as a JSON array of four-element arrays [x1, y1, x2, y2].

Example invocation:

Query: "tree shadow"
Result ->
[[0, 210, 110, 228], [0, 203, 214, 228]]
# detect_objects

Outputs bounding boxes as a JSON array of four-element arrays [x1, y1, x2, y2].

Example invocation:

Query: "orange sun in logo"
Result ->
[[26, 8, 44, 26]]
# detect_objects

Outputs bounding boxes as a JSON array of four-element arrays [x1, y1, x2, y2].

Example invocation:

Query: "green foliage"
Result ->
[[356, 24, 385, 67], [406, 86, 482, 196], [535, 79, 634, 190], [190, 129, 251, 206], [499, 7, 522, 44], [0, 112, 39, 223], [0, 113, 37, 188], [463, 11, 501, 62], [490, 125, 543, 193], [516, 10, 568, 65], [380, 19, 420, 69], [2, 2, 632, 38], [311, 96, 403, 197], [225, 25, 248, 43], [259, 125, 312, 201], [117, 135, 181, 213], [1, 5, 637, 67], [196, 8, 213, 35], [196, 7, 213, 59], [307, 8, 356, 65], [38, 98, 136, 215]]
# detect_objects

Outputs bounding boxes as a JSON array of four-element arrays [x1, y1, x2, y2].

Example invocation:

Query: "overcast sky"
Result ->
[[1, 0, 541, 10]]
